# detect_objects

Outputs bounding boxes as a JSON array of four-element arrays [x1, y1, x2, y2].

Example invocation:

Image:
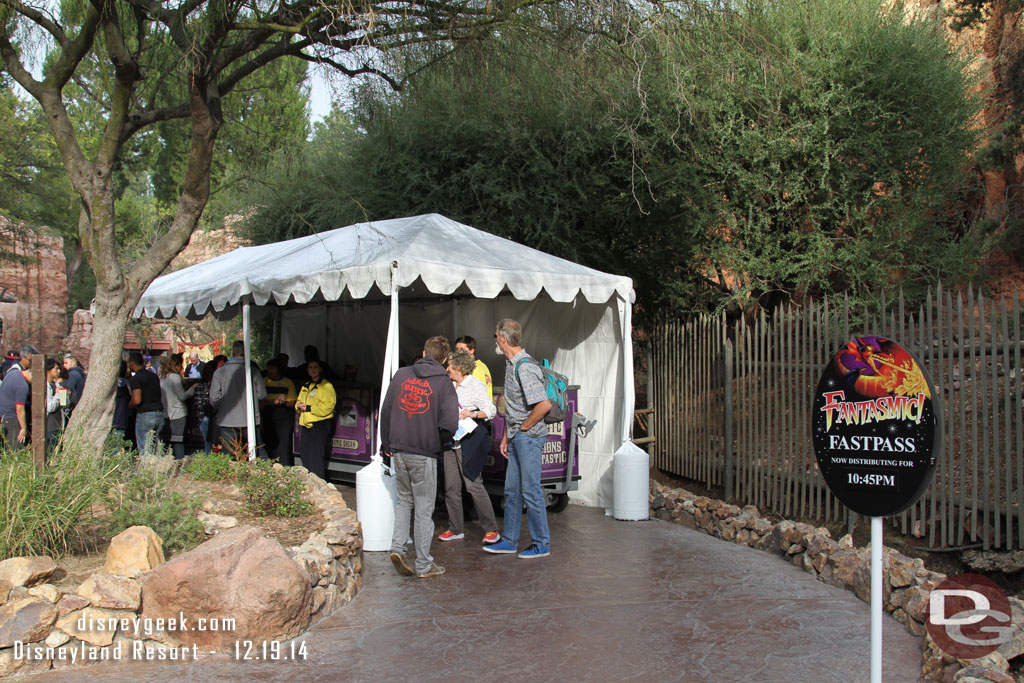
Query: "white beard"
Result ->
[[494, 344, 502, 355]]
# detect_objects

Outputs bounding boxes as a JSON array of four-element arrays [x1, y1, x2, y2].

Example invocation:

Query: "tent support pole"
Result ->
[[242, 296, 257, 461], [621, 297, 635, 442], [452, 298, 459, 348], [272, 311, 279, 357], [376, 267, 400, 460]]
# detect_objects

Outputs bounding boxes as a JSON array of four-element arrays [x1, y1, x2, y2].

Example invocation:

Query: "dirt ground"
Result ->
[[49, 474, 326, 593]]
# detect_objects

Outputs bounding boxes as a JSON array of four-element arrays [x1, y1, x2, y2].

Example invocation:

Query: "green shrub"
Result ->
[[0, 441, 129, 560], [104, 462, 204, 555], [185, 451, 235, 481], [236, 459, 313, 518]]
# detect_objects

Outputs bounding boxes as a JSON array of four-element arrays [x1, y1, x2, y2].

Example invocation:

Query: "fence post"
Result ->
[[31, 353, 46, 471], [723, 338, 734, 500]]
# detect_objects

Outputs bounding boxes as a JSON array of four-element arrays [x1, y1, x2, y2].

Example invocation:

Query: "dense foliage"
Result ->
[[664, 0, 984, 312], [243, 0, 985, 320]]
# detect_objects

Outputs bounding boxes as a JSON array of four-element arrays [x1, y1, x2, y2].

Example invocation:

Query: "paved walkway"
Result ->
[[35, 504, 921, 682]]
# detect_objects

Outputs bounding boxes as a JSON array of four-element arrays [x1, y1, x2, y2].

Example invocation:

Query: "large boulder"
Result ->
[[0, 557, 56, 596], [0, 597, 59, 647], [77, 573, 141, 611], [104, 526, 165, 577], [140, 525, 313, 648]]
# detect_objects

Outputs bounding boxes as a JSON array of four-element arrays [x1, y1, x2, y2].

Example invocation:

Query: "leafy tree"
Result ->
[[244, 0, 984, 321], [1, 0, 548, 448], [641, 0, 985, 312], [243, 13, 709, 324]]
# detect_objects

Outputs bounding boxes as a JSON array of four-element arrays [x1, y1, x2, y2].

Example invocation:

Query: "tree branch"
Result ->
[[120, 104, 192, 144], [42, 1, 103, 90], [0, 0, 67, 44], [96, 4, 142, 170], [0, 27, 43, 97], [296, 51, 403, 90]]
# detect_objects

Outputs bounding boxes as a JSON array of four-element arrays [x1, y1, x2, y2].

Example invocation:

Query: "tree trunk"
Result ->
[[65, 287, 136, 449]]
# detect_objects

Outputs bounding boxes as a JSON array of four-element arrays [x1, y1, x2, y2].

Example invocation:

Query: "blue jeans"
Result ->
[[199, 416, 211, 454], [135, 411, 165, 457], [503, 432, 550, 548]]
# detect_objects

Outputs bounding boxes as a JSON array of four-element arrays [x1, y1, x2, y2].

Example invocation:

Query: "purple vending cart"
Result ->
[[481, 385, 589, 512]]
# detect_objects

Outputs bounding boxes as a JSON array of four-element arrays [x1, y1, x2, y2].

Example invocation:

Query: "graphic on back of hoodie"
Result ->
[[398, 376, 432, 416]]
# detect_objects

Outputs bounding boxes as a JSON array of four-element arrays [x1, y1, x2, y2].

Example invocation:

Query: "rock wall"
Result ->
[[170, 217, 249, 272], [650, 481, 1023, 683], [0, 217, 68, 354], [0, 466, 361, 677]]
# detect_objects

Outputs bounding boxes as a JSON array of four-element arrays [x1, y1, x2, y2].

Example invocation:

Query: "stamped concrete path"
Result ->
[[35, 502, 921, 682]]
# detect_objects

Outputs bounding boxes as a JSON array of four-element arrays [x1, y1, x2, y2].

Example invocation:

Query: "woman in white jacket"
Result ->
[[160, 353, 195, 459]]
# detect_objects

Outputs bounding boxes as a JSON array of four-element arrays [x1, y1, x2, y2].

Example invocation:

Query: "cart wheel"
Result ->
[[545, 492, 569, 513]]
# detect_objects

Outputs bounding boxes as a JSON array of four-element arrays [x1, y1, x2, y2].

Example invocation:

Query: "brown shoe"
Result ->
[[389, 552, 414, 577], [416, 563, 446, 578]]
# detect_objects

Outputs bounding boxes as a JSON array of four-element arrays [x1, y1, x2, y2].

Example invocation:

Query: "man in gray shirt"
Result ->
[[483, 319, 553, 559], [209, 340, 267, 456]]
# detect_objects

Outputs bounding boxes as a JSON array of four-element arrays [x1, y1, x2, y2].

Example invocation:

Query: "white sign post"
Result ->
[[871, 516, 882, 683]]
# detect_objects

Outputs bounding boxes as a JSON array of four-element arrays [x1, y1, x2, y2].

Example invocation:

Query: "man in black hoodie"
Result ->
[[381, 336, 459, 579]]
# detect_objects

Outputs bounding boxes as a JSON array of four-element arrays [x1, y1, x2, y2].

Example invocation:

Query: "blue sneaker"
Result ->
[[517, 544, 550, 559], [483, 539, 518, 554]]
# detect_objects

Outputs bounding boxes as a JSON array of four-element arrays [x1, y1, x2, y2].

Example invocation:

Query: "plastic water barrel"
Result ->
[[356, 456, 398, 551], [613, 441, 650, 520]]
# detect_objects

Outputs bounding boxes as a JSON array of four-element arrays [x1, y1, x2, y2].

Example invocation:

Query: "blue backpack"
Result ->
[[514, 357, 569, 425]]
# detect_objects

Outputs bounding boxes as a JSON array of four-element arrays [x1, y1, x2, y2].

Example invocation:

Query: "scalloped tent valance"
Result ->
[[135, 214, 634, 319]]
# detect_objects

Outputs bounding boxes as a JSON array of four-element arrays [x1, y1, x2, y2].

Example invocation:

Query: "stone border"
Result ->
[[650, 481, 1023, 683], [0, 466, 362, 677]]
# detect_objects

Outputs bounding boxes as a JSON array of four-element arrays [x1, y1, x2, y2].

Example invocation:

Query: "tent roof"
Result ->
[[135, 214, 634, 319]]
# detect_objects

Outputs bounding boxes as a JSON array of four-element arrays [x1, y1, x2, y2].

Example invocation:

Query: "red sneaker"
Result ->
[[438, 530, 464, 542], [482, 531, 501, 545]]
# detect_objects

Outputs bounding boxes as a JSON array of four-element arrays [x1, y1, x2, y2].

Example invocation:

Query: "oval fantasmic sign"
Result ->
[[812, 336, 940, 517]]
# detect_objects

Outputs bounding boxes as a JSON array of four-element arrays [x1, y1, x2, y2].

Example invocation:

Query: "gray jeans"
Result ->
[[443, 447, 498, 535], [389, 452, 437, 574]]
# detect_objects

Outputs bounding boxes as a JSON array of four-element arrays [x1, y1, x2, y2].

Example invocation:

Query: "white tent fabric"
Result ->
[[135, 214, 635, 507], [136, 214, 632, 317]]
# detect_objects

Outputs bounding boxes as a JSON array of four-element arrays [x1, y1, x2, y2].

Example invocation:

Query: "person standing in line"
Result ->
[[438, 349, 501, 545], [0, 350, 19, 381], [262, 358, 298, 466], [455, 335, 493, 401], [190, 361, 215, 454], [43, 358, 65, 449], [112, 361, 130, 441], [184, 351, 204, 379], [127, 350, 165, 457], [294, 359, 334, 477], [62, 355, 86, 413], [0, 345, 37, 449], [209, 341, 267, 456], [160, 353, 195, 459], [381, 336, 459, 579], [484, 319, 553, 559]]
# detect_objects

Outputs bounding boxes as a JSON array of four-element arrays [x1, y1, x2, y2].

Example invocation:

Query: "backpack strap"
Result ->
[[513, 356, 538, 387]]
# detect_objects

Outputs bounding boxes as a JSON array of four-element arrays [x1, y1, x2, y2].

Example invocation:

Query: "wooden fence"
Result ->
[[649, 284, 1023, 550]]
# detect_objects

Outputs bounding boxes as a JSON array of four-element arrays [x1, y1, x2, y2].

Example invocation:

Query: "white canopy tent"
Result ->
[[135, 214, 635, 507]]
